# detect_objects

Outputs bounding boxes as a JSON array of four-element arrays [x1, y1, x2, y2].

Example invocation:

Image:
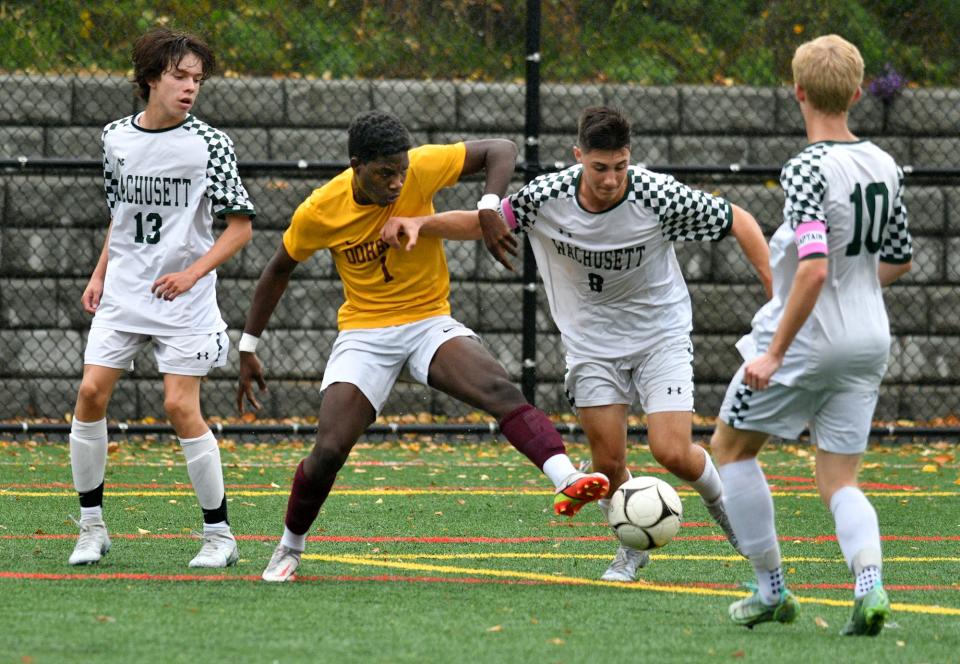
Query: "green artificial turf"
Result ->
[[1, 437, 958, 663]]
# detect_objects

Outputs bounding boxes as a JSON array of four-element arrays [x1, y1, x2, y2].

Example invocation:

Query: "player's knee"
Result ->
[[307, 437, 352, 474], [76, 379, 109, 414], [162, 394, 197, 424], [650, 444, 687, 474]]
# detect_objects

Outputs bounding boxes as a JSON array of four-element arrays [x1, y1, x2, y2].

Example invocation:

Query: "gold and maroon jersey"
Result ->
[[283, 143, 465, 330]]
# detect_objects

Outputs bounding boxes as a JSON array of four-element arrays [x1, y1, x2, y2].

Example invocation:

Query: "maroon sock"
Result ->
[[284, 460, 336, 536], [498, 404, 566, 470]]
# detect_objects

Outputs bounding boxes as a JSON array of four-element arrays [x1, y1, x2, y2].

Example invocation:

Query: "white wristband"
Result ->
[[238, 333, 260, 353], [477, 193, 501, 211]]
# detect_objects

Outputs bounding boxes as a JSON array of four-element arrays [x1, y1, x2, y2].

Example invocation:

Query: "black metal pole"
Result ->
[[521, 0, 541, 405]]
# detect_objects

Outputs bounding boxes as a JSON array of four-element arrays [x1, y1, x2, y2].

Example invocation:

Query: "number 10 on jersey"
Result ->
[[846, 182, 888, 256]]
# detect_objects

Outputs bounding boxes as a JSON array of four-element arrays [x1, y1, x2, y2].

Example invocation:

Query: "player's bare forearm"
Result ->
[[461, 139, 518, 197], [151, 215, 253, 300], [185, 214, 253, 280], [766, 257, 827, 359], [243, 242, 299, 336], [730, 205, 773, 298], [419, 211, 483, 240], [878, 260, 911, 286], [83, 224, 112, 313]]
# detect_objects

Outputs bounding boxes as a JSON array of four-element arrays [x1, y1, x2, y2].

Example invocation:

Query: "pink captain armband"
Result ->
[[499, 198, 518, 230], [795, 220, 828, 259]]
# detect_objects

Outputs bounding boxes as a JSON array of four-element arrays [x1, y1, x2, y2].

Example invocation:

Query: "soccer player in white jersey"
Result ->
[[67, 28, 255, 569], [381, 106, 772, 582], [710, 35, 912, 634]]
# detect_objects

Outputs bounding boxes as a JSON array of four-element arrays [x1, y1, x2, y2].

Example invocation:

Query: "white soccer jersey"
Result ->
[[738, 140, 912, 389], [93, 114, 255, 336], [503, 165, 732, 359]]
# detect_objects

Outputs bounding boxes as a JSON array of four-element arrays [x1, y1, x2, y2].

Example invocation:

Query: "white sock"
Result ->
[[180, 431, 225, 511], [830, 486, 883, 596], [70, 417, 108, 493], [281, 526, 306, 552], [203, 521, 230, 534], [597, 498, 610, 521], [690, 446, 723, 504], [719, 458, 783, 604], [80, 506, 103, 521], [855, 566, 882, 598], [542, 454, 579, 489]]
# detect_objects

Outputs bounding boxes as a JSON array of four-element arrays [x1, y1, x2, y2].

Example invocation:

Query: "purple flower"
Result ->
[[867, 64, 906, 102]]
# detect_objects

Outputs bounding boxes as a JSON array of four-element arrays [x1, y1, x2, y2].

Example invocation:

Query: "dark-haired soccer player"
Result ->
[[68, 27, 255, 568], [383, 106, 771, 582], [237, 110, 609, 582]]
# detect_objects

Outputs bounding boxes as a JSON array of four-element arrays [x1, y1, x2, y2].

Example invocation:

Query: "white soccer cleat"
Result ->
[[261, 542, 302, 582], [601, 543, 650, 582], [68, 517, 111, 565], [188, 529, 239, 568]]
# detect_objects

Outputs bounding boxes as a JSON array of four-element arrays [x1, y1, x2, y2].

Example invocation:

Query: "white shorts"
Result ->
[[84, 327, 229, 377], [718, 364, 878, 454], [565, 336, 694, 414], [320, 315, 476, 414]]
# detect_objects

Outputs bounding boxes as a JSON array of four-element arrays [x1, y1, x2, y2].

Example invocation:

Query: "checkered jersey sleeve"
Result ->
[[880, 166, 912, 264], [780, 149, 826, 230], [504, 169, 577, 232], [633, 170, 732, 241], [202, 128, 256, 219], [101, 124, 119, 215]]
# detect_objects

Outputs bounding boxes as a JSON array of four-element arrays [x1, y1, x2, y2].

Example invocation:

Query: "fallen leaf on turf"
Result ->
[[137, 528, 151, 535], [896, 640, 905, 647], [375, 498, 383, 504], [487, 625, 502, 632], [168, 499, 177, 504], [107, 442, 120, 455], [95, 615, 115, 623], [270, 482, 280, 488], [434, 511, 443, 516], [353, 468, 367, 473], [921, 464, 938, 473], [732, 650, 745, 658], [241, 502, 256, 507], [21, 656, 33, 664], [549, 638, 565, 645], [814, 616, 829, 629]]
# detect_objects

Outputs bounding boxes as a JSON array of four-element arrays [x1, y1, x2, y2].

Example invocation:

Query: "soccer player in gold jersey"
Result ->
[[237, 111, 608, 582]]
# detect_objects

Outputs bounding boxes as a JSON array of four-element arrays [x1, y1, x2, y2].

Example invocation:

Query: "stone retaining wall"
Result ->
[[2, 76, 958, 420]]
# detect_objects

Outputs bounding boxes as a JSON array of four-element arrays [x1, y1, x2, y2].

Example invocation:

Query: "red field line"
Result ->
[[4, 533, 960, 543]]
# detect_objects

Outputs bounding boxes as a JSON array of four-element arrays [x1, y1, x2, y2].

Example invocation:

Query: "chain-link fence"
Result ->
[[1, 2, 959, 425]]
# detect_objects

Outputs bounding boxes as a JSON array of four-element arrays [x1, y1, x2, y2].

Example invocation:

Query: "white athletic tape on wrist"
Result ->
[[477, 193, 501, 211], [238, 333, 259, 353]]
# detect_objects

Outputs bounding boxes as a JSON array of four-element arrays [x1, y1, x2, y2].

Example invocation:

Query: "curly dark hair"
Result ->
[[577, 106, 631, 152], [132, 27, 215, 102], [347, 111, 412, 163]]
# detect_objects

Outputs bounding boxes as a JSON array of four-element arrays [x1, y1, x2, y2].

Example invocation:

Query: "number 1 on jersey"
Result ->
[[379, 255, 394, 283], [846, 182, 888, 256]]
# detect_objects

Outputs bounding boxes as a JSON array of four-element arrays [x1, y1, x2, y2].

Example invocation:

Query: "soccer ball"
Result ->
[[607, 476, 683, 550]]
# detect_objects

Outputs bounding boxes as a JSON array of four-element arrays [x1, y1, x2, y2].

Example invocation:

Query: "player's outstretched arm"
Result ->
[[730, 204, 773, 298], [461, 139, 519, 271], [878, 260, 911, 287], [151, 214, 253, 301], [744, 257, 827, 390], [236, 242, 300, 414], [82, 223, 112, 314], [381, 211, 483, 250]]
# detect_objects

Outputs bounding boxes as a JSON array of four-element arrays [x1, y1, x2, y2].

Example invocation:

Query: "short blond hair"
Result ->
[[792, 34, 864, 114]]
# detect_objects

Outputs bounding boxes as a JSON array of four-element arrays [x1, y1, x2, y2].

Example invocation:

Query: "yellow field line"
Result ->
[[4, 489, 958, 498], [306, 552, 960, 564], [303, 553, 960, 615]]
